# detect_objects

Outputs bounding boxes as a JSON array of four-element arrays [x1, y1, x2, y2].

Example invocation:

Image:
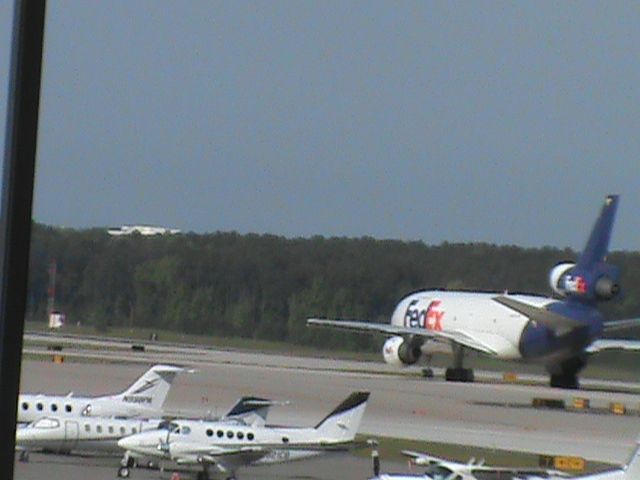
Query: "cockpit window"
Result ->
[[158, 420, 179, 432], [424, 465, 454, 480], [32, 418, 60, 429]]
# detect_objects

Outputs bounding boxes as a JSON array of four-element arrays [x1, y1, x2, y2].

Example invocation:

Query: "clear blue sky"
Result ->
[[2, 1, 639, 250]]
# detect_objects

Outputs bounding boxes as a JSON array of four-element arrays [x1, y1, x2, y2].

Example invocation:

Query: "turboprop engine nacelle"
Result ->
[[382, 336, 421, 367], [549, 261, 620, 301]]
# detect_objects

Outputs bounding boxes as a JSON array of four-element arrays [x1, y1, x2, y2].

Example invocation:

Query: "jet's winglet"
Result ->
[[586, 339, 640, 354], [602, 318, 640, 333]]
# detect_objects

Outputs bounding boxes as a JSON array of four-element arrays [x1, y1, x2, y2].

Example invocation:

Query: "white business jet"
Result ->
[[18, 364, 185, 424]]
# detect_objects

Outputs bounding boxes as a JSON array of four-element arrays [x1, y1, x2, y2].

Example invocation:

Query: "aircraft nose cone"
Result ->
[[117, 435, 136, 450], [15, 427, 33, 444]]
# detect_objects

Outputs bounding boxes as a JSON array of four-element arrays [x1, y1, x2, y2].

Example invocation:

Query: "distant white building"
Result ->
[[107, 225, 181, 236]]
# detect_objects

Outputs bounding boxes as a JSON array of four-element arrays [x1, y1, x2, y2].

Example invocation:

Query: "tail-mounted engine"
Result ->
[[549, 262, 576, 297], [382, 336, 422, 367], [549, 261, 620, 302]]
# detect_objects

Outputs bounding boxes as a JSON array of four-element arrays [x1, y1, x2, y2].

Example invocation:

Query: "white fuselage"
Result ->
[[121, 423, 338, 463], [16, 416, 164, 454], [390, 290, 554, 360], [17, 394, 160, 424]]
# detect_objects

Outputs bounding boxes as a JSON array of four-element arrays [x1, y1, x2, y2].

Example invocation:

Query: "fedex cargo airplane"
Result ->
[[309, 195, 640, 389]]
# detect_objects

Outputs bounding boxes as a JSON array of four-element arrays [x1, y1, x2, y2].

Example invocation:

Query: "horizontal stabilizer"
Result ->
[[586, 339, 640, 354], [603, 318, 640, 333], [492, 296, 582, 336]]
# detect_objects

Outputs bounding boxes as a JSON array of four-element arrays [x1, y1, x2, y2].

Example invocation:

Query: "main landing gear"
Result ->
[[445, 367, 475, 382], [444, 345, 474, 383], [549, 357, 585, 389]]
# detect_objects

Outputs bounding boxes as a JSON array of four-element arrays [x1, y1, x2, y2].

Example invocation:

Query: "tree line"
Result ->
[[27, 224, 640, 351]]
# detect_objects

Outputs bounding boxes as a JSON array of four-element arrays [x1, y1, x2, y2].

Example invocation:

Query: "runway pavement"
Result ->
[[14, 450, 390, 480]]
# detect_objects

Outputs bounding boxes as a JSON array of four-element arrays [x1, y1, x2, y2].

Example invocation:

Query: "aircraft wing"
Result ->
[[492, 296, 583, 335], [402, 451, 570, 477], [602, 318, 640, 333], [307, 318, 499, 355], [172, 441, 353, 461], [402, 450, 464, 467], [171, 443, 269, 471], [586, 339, 640, 354]]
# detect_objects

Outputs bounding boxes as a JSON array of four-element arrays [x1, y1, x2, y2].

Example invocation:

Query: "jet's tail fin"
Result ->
[[622, 437, 640, 479], [223, 396, 276, 427], [314, 392, 370, 442], [575, 194, 619, 270], [115, 364, 184, 410]]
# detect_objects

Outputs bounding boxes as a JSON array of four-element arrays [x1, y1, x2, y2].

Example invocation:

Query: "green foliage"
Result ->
[[27, 224, 640, 350]]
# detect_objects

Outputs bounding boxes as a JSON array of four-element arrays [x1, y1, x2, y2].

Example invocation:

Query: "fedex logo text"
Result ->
[[404, 299, 444, 331], [562, 275, 588, 294]]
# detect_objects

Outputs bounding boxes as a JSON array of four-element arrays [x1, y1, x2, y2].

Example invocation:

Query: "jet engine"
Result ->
[[593, 276, 620, 300], [382, 336, 421, 367], [549, 261, 620, 301], [549, 262, 576, 296]]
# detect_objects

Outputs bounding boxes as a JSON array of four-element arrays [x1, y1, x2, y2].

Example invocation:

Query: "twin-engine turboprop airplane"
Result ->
[[116, 391, 370, 480], [309, 195, 640, 388], [18, 364, 185, 424]]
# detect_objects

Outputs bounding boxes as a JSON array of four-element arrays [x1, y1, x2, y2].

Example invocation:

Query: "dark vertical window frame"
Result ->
[[0, 0, 47, 477]]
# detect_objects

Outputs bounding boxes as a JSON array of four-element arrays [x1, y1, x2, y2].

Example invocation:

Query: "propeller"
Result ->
[[157, 430, 170, 454]]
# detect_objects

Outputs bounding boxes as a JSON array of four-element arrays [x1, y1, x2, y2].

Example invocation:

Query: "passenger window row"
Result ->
[[83, 424, 138, 435], [205, 429, 255, 440], [21, 401, 73, 413]]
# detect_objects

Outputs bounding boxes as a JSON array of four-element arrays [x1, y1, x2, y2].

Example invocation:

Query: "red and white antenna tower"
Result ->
[[47, 259, 56, 317]]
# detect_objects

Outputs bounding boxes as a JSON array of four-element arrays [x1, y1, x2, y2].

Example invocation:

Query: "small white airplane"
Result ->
[[17, 364, 185, 424], [116, 391, 370, 480], [309, 195, 640, 388], [368, 440, 640, 480], [15, 396, 276, 462]]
